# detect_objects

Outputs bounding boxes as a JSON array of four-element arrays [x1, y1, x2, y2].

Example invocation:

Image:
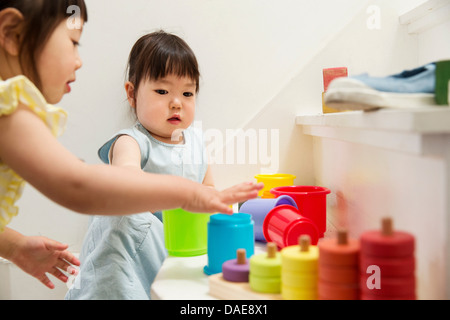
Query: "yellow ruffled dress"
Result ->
[[0, 75, 67, 232]]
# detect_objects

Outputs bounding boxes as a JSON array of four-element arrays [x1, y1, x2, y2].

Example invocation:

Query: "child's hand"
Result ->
[[9, 235, 81, 289], [184, 182, 263, 214]]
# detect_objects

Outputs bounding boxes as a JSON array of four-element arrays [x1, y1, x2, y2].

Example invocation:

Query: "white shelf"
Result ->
[[296, 107, 450, 155], [296, 107, 450, 133]]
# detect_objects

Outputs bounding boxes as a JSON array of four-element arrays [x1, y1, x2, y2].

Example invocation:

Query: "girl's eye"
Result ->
[[183, 92, 194, 97], [72, 40, 80, 47], [155, 90, 168, 95]]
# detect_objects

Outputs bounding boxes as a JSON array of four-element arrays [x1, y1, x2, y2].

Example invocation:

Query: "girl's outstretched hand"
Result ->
[[184, 182, 264, 214], [9, 235, 80, 289]]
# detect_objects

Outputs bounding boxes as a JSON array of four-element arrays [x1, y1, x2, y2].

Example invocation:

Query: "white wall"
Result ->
[[211, 0, 425, 186]]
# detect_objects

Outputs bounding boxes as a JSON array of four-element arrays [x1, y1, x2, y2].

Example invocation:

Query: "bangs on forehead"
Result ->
[[153, 55, 199, 83]]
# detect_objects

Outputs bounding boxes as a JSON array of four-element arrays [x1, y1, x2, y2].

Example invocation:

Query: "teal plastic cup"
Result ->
[[204, 213, 254, 275], [162, 208, 211, 257]]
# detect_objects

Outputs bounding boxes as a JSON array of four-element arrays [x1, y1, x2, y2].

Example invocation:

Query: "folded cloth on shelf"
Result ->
[[352, 63, 436, 94], [324, 63, 440, 111]]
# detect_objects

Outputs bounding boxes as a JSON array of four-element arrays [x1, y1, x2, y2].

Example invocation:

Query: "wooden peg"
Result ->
[[267, 242, 277, 258], [237, 249, 246, 265], [299, 235, 310, 252], [382, 217, 393, 236], [337, 229, 348, 245]]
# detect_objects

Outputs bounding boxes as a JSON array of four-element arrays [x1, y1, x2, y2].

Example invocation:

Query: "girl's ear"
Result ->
[[125, 81, 136, 108], [0, 8, 25, 56]]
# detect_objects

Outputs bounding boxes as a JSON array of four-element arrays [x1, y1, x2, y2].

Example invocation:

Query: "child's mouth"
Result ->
[[168, 115, 181, 124], [66, 80, 75, 93]]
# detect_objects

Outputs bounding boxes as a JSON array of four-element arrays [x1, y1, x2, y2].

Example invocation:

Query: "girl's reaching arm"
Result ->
[[0, 104, 262, 215]]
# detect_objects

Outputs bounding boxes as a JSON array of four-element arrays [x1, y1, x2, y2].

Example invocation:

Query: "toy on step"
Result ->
[[204, 213, 255, 275], [281, 235, 319, 300], [263, 204, 319, 248], [222, 249, 250, 282], [323, 67, 348, 92], [318, 230, 360, 300], [254, 174, 296, 199], [249, 243, 282, 293], [271, 185, 330, 238], [322, 67, 348, 113], [239, 195, 297, 242], [360, 217, 416, 300]]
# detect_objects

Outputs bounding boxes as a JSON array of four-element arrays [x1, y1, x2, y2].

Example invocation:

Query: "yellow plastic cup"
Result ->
[[162, 208, 211, 257], [254, 174, 296, 198]]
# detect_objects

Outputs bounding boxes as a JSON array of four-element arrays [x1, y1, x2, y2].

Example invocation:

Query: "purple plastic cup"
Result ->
[[239, 195, 298, 241]]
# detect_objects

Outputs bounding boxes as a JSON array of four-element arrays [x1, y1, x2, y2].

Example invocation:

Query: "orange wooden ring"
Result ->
[[318, 264, 359, 284], [318, 280, 360, 300], [318, 238, 360, 267]]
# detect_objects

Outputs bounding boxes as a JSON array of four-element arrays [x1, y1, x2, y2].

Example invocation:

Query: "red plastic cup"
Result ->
[[262, 204, 319, 248], [271, 186, 330, 237]]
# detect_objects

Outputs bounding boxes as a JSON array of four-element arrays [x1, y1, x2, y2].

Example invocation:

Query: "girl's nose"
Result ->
[[171, 98, 182, 109], [75, 51, 83, 70], [75, 57, 83, 70]]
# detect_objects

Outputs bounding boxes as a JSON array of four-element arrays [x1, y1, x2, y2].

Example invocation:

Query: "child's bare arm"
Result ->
[[0, 106, 262, 215]]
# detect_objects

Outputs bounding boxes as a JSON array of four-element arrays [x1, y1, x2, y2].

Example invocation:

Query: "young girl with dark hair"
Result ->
[[66, 30, 222, 300]]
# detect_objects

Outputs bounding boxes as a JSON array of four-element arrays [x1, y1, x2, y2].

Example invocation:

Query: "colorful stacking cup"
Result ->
[[239, 195, 297, 241], [204, 213, 254, 275], [163, 208, 211, 257], [271, 186, 330, 237], [263, 204, 319, 248], [254, 174, 296, 198]]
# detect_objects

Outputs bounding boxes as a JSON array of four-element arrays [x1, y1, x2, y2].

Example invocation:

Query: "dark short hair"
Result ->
[[127, 30, 200, 95], [0, 0, 88, 90]]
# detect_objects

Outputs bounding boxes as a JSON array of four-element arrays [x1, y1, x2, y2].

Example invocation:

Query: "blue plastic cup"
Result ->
[[238, 195, 298, 241], [203, 213, 254, 275]]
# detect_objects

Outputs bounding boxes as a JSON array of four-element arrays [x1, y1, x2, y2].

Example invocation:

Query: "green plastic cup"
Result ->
[[162, 208, 211, 257]]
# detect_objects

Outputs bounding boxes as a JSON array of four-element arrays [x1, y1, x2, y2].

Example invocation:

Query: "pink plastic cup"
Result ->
[[271, 186, 330, 237], [262, 204, 319, 248]]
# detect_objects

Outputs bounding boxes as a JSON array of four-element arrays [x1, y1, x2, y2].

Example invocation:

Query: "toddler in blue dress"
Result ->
[[66, 31, 216, 299]]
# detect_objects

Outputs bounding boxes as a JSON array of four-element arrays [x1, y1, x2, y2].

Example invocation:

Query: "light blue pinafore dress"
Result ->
[[65, 123, 207, 300]]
